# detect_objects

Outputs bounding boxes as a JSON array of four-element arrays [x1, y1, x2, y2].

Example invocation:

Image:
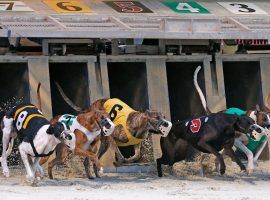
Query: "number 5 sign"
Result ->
[[43, 0, 92, 13], [162, 1, 210, 14], [218, 2, 267, 15]]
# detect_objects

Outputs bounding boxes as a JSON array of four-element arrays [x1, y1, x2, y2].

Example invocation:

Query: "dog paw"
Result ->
[[26, 174, 35, 182], [220, 167, 226, 175], [2, 169, 10, 177], [240, 165, 246, 172], [246, 168, 253, 175]]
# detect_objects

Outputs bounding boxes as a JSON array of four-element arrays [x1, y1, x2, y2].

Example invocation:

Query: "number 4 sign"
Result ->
[[218, 2, 267, 15], [162, 1, 210, 14]]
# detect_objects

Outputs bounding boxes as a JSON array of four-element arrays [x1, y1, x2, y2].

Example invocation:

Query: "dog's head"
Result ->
[[47, 122, 76, 150], [252, 105, 270, 130], [86, 109, 115, 136], [235, 115, 265, 140], [145, 110, 172, 137]]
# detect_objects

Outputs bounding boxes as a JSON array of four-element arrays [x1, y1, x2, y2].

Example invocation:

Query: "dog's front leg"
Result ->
[[224, 141, 246, 171], [234, 139, 253, 174], [197, 140, 226, 175], [19, 143, 34, 182], [124, 143, 142, 164], [1, 117, 14, 177], [74, 147, 101, 176]]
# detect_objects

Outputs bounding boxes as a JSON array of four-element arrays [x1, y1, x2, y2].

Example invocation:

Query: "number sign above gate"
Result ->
[[104, 1, 153, 13], [162, 1, 210, 14], [43, 0, 92, 13], [218, 2, 267, 15], [0, 1, 34, 12]]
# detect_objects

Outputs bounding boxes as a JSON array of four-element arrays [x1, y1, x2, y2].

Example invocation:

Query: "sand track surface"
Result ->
[[1, 160, 270, 200]]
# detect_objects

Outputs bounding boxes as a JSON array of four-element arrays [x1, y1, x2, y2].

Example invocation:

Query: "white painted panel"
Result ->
[[0, 1, 34, 12], [218, 2, 267, 15]]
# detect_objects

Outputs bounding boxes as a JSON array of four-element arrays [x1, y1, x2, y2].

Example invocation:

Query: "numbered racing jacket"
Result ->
[[7, 103, 54, 157], [224, 108, 267, 153], [58, 114, 101, 143], [104, 98, 144, 147]]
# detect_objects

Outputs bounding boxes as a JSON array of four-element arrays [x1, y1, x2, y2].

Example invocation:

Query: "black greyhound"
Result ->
[[157, 113, 263, 177]]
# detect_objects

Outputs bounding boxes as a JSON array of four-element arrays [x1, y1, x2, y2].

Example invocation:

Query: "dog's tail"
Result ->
[[55, 81, 85, 112], [37, 82, 42, 112], [193, 66, 212, 115]]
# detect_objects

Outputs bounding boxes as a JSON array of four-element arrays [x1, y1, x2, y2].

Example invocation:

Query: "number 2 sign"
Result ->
[[218, 2, 267, 15], [43, 0, 92, 13]]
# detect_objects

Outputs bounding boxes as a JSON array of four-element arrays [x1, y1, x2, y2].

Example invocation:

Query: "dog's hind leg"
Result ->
[[19, 143, 35, 182], [1, 116, 14, 177]]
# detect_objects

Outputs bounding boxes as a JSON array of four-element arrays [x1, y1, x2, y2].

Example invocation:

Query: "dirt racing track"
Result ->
[[1, 160, 270, 200]]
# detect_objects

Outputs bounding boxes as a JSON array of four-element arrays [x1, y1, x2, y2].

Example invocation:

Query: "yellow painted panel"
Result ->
[[43, 0, 92, 13]]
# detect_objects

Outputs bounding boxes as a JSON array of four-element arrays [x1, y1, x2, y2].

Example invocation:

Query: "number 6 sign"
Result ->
[[218, 2, 267, 15], [43, 0, 92, 13]]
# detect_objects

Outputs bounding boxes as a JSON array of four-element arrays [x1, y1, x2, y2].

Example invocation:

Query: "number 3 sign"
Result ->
[[43, 0, 92, 13], [218, 2, 267, 15]]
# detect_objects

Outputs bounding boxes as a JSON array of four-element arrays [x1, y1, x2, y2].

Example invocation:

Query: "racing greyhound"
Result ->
[[193, 66, 270, 174], [0, 91, 76, 184], [157, 113, 262, 177], [55, 82, 172, 166]]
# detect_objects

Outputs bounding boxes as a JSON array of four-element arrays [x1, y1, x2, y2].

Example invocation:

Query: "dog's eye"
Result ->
[[66, 135, 72, 140]]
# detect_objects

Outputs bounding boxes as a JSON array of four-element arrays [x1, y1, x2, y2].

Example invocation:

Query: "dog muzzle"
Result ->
[[249, 124, 264, 141], [61, 130, 76, 150], [158, 119, 172, 137], [100, 118, 115, 136]]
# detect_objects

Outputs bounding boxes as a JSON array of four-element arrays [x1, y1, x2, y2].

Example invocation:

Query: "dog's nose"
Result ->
[[162, 122, 168, 127], [256, 128, 262, 133]]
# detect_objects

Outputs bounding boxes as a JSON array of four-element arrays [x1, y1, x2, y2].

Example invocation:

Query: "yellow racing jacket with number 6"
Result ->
[[104, 98, 144, 147]]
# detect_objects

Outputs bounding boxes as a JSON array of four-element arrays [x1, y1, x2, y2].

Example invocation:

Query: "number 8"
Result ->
[[16, 111, 28, 130]]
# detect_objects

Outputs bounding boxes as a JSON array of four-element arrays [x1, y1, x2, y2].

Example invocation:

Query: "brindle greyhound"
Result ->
[[194, 66, 270, 174], [39, 99, 117, 179], [55, 82, 172, 166]]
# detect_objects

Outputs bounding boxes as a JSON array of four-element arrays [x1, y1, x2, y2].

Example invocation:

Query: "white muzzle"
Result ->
[[61, 130, 76, 150], [101, 118, 115, 136], [159, 119, 172, 137]]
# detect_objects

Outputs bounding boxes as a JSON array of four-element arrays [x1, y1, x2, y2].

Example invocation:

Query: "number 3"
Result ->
[[230, 3, 256, 13], [16, 111, 28, 130]]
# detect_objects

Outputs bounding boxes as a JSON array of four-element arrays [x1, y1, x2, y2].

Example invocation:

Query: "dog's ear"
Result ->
[[47, 124, 56, 135], [47, 122, 63, 137], [256, 104, 261, 112]]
